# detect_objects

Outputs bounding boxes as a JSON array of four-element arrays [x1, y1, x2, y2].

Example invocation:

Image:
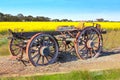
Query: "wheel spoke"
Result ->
[[48, 53, 54, 58], [92, 36, 98, 41], [36, 55, 41, 64], [36, 38, 42, 45], [90, 32, 96, 40], [12, 43, 19, 46], [81, 39, 86, 43], [79, 46, 86, 51], [15, 49, 20, 55], [33, 41, 39, 46], [93, 41, 99, 44], [78, 39, 86, 45], [45, 56, 49, 62], [92, 48, 97, 56], [31, 53, 39, 59], [11, 47, 19, 51], [42, 56, 44, 64], [42, 37, 46, 46], [30, 49, 38, 53], [81, 46, 86, 50], [46, 37, 51, 45], [94, 45, 98, 48]]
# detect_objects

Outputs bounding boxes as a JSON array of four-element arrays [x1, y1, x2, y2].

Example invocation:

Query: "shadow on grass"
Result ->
[[100, 48, 120, 57], [57, 48, 120, 63], [57, 52, 78, 63]]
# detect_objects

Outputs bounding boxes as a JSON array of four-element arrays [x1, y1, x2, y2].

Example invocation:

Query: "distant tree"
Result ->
[[3, 14, 13, 21], [61, 19, 69, 22], [96, 18, 104, 22], [60, 19, 73, 22], [25, 15, 34, 21], [17, 13, 25, 21], [33, 16, 50, 21], [0, 12, 4, 21], [45, 17, 51, 21], [52, 19, 60, 22]]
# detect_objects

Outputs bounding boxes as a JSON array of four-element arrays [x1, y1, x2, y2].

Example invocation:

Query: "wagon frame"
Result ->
[[8, 23, 106, 66]]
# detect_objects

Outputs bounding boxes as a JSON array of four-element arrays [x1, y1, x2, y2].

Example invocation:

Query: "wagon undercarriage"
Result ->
[[8, 24, 105, 66]]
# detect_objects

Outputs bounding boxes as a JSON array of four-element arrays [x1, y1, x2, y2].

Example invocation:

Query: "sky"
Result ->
[[0, 0, 120, 21]]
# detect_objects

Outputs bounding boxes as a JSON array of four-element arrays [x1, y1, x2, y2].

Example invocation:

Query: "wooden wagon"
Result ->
[[8, 23, 106, 66]]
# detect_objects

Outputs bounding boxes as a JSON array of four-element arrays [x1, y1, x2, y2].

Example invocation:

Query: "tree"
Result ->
[[33, 16, 50, 21], [17, 13, 24, 21], [96, 18, 104, 22], [0, 12, 4, 21], [25, 15, 34, 21], [61, 19, 69, 22], [60, 19, 73, 22], [3, 14, 13, 21], [52, 19, 60, 22]]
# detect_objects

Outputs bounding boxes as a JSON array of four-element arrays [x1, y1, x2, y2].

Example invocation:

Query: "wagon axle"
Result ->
[[40, 46, 50, 56], [87, 40, 95, 48]]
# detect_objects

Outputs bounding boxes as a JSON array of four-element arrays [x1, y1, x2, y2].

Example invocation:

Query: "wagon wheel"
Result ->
[[60, 40, 74, 52], [9, 38, 25, 57], [26, 33, 59, 66], [75, 27, 103, 59]]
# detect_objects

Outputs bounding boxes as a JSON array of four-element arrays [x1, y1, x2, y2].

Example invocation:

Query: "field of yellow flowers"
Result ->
[[0, 22, 120, 32]]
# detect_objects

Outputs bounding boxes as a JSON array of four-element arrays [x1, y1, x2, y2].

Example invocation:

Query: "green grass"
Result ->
[[1, 69, 120, 80], [0, 34, 10, 56], [0, 38, 8, 46], [103, 30, 120, 50]]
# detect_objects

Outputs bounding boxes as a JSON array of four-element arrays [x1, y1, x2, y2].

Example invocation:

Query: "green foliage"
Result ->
[[0, 31, 8, 35], [0, 38, 8, 46], [1, 69, 120, 80]]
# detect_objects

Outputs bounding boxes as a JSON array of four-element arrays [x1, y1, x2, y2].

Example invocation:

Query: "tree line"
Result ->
[[0, 12, 115, 22], [0, 12, 73, 22]]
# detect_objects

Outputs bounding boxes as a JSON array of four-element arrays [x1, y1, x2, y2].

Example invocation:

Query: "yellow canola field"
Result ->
[[0, 22, 120, 32], [95, 22, 120, 30], [0, 22, 79, 32]]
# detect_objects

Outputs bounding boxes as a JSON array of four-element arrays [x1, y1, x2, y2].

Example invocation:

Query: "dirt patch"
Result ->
[[0, 48, 120, 77]]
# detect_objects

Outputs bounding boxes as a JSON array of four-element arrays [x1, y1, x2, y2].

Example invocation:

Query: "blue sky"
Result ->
[[0, 0, 120, 21]]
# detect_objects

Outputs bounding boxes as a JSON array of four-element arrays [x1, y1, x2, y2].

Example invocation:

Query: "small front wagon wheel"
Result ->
[[75, 27, 103, 59], [9, 38, 24, 56], [26, 33, 59, 66]]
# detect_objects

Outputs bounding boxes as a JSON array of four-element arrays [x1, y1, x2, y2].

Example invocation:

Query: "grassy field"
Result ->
[[0, 30, 120, 56], [102, 30, 120, 50], [1, 69, 120, 80]]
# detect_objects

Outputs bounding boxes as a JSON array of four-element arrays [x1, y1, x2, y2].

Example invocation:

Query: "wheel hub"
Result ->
[[40, 46, 50, 56], [87, 40, 94, 48]]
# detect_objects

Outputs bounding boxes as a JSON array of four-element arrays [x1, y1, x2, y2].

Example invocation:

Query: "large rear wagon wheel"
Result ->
[[26, 33, 59, 66], [75, 27, 103, 59]]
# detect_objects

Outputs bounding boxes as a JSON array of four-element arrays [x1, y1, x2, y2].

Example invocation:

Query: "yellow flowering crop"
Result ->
[[0, 22, 120, 32], [0, 22, 79, 32]]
